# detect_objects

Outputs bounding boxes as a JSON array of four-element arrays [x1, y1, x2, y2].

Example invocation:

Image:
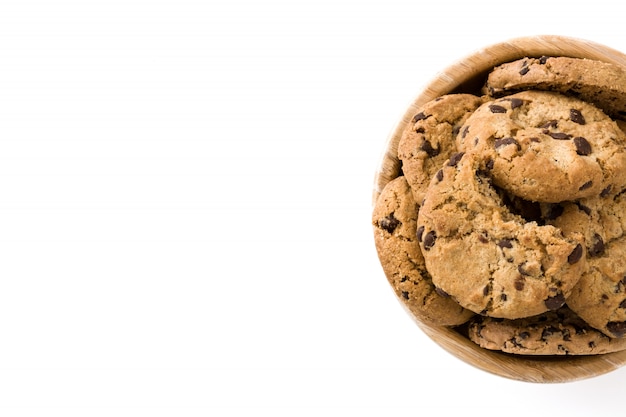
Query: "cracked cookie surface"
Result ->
[[372, 176, 474, 326], [456, 90, 626, 202], [398, 93, 484, 204], [483, 56, 626, 120], [468, 307, 626, 355], [416, 151, 586, 319]]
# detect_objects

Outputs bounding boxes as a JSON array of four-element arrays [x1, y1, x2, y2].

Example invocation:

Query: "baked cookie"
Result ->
[[416, 151, 586, 319], [456, 90, 626, 202], [372, 176, 474, 326], [545, 191, 626, 338], [398, 93, 484, 204], [467, 307, 626, 355], [483, 56, 626, 120]]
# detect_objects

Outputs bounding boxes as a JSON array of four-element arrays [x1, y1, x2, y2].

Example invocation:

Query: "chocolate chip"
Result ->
[[570, 109, 586, 125], [416, 225, 425, 242], [380, 213, 401, 234], [423, 231, 436, 250], [601, 185, 613, 197], [420, 139, 440, 157], [510, 337, 523, 348], [607, 321, 626, 338], [509, 98, 523, 109], [514, 275, 526, 290], [415, 126, 425, 134], [501, 293, 507, 301], [401, 291, 409, 300], [541, 120, 558, 129], [497, 239, 513, 249], [579, 180, 593, 191], [435, 169, 443, 182], [567, 244, 583, 264], [576, 202, 592, 215], [461, 125, 470, 139], [546, 131, 572, 140], [485, 158, 494, 170], [541, 325, 560, 340], [544, 293, 566, 310], [519, 66, 530, 76], [494, 137, 520, 150], [517, 263, 531, 277], [489, 104, 507, 113], [620, 299, 626, 309], [483, 284, 490, 296], [573, 136, 592, 155], [589, 233, 605, 257], [447, 152, 465, 167], [539, 56, 549, 64], [562, 329, 572, 341], [478, 231, 489, 243], [412, 112, 428, 122]]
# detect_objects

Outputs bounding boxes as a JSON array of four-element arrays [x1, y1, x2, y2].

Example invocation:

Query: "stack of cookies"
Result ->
[[373, 56, 626, 356]]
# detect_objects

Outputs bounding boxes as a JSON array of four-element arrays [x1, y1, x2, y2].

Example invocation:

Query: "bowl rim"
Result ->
[[373, 34, 626, 383]]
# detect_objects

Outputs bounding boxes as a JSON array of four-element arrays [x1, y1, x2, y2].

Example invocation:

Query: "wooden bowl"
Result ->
[[372, 35, 626, 383]]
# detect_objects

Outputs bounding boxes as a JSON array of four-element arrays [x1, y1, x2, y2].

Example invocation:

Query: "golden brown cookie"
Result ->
[[545, 191, 626, 338], [467, 307, 626, 355], [456, 90, 626, 202], [483, 56, 626, 120], [416, 151, 586, 319], [372, 176, 474, 326], [398, 93, 484, 204]]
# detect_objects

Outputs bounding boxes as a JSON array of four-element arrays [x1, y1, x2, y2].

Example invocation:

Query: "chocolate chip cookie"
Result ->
[[483, 56, 626, 120], [398, 93, 484, 204], [456, 90, 626, 202], [545, 191, 626, 338], [467, 307, 626, 355], [372, 176, 474, 326], [416, 151, 586, 319]]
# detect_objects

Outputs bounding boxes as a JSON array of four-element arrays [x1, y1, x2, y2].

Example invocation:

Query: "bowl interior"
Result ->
[[374, 35, 626, 383]]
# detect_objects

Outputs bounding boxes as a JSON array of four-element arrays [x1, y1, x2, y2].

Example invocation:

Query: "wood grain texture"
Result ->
[[373, 35, 626, 383]]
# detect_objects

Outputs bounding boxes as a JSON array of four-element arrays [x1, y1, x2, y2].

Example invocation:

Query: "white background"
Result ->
[[0, 0, 624, 415]]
